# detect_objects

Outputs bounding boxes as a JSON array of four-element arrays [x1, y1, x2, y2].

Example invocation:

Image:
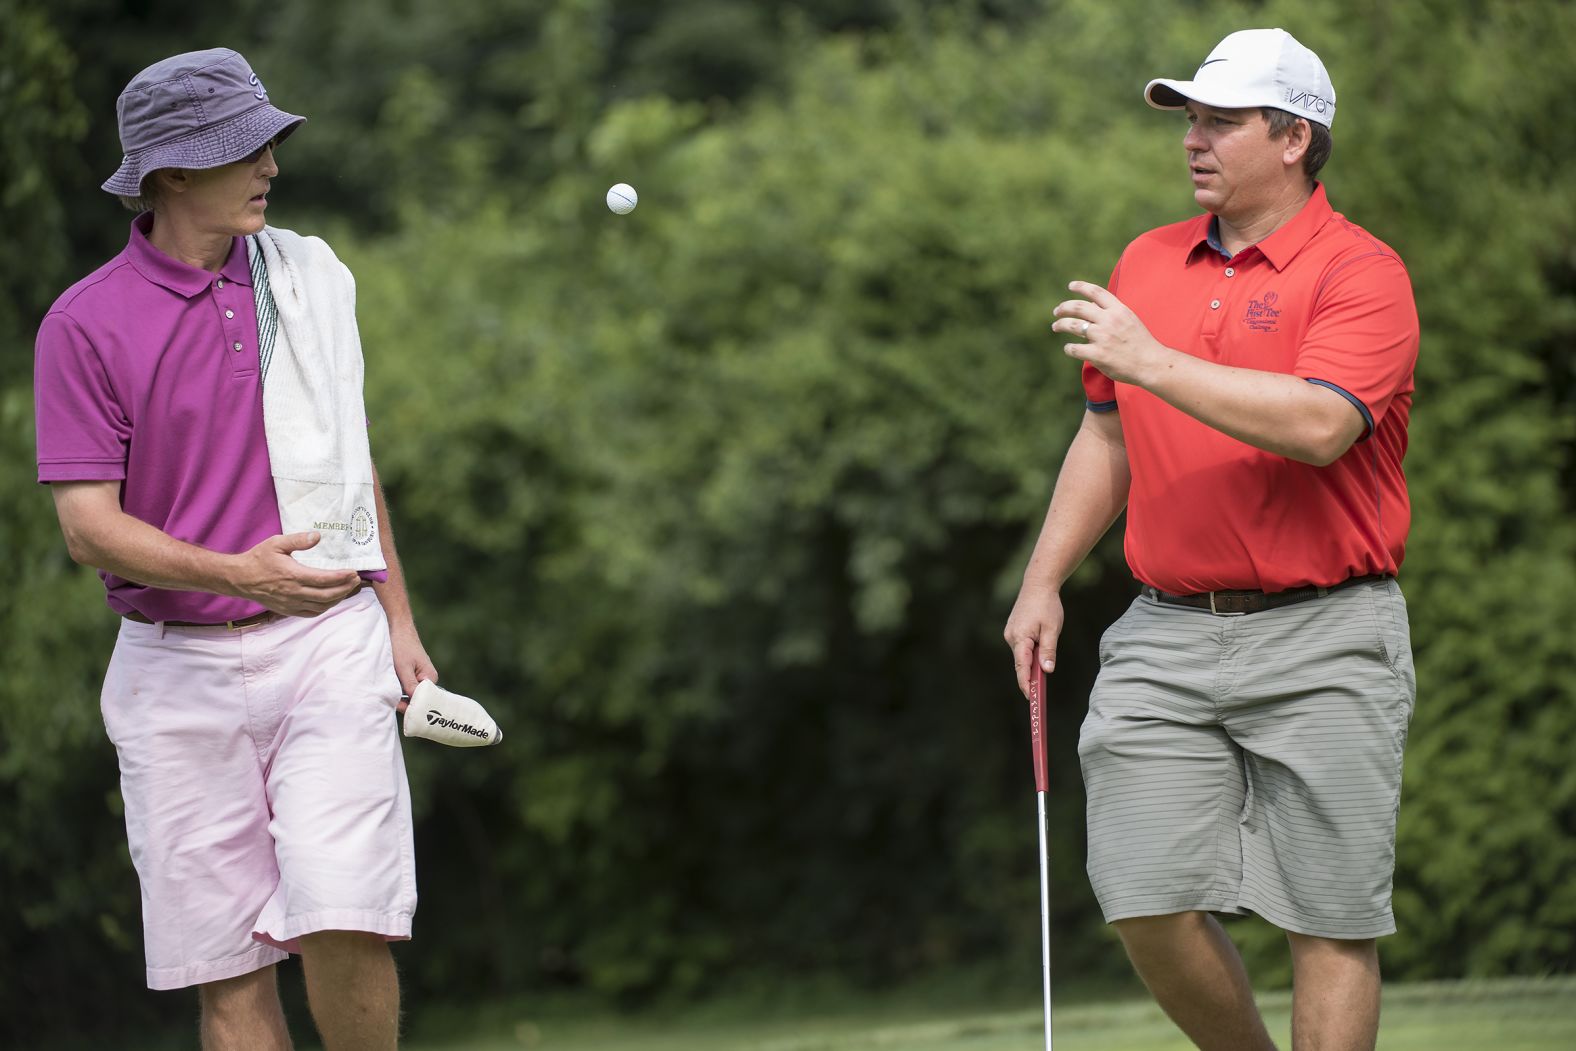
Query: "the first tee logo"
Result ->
[[1244, 291, 1281, 333]]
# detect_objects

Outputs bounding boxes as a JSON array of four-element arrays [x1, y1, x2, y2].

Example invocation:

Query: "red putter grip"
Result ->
[[1029, 647, 1049, 793]]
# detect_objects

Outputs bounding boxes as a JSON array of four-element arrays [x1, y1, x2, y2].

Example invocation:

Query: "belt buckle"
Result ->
[[1208, 591, 1247, 617], [224, 611, 269, 630]]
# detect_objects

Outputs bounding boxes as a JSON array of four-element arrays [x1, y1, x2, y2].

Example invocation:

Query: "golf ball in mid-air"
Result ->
[[606, 183, 638, 214]]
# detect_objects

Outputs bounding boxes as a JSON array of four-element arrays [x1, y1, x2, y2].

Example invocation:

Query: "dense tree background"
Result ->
[[3, 0, 1572, 1044]]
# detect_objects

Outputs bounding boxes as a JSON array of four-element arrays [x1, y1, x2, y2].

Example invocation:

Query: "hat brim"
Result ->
[[1145, 77, 1275, 113], [102, 103, 306, 197], [1144, 78, 1334, 127]]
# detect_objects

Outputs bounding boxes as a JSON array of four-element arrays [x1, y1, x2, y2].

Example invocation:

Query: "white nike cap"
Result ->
[[1145, 28, 1336, 128]]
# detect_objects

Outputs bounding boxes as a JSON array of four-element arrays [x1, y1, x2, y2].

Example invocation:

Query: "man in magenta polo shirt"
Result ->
[[1005, 30, 1418, 1051], [35, 49, 429, 1050]]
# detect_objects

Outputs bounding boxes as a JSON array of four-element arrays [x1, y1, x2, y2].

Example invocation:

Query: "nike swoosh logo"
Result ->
[[1198, 59, 1227, 68]]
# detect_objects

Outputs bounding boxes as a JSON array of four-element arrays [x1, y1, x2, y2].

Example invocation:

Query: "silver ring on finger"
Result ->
[[1081, 320, 1091, 337]]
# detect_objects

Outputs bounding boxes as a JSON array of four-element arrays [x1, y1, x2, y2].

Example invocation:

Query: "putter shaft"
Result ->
[[1038, 788, 1054, 1050]]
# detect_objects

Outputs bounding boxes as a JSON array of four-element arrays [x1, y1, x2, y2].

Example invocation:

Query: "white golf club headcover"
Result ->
[[402, 680, 502, 747]]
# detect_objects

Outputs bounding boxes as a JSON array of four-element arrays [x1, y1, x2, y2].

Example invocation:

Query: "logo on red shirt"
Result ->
[[1244, 292, 1281, 333]]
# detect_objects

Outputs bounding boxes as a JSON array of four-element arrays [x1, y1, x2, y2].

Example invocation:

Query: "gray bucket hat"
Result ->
[[102, 48, 306, 197]]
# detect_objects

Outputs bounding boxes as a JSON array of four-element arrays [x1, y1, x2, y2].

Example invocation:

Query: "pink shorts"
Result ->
[[101, 589, 417, 990]]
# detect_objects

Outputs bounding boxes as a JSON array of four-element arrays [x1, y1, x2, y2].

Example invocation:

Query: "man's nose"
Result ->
[[1183, 123, 1207, 152]]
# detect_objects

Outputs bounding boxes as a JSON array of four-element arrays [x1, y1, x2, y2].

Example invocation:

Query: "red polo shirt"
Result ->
[[1083, 184, 1418, 594]]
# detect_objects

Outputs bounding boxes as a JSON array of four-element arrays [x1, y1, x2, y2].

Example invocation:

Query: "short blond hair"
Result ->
[[116, 171, 167, 213]]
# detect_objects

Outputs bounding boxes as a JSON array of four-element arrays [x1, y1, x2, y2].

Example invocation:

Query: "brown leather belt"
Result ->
[[1141, 574, 1389, 616], [123, 609, 283, 630]]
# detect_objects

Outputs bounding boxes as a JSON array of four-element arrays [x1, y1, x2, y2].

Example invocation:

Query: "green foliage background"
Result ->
[[2, 0, 1572, 1043]]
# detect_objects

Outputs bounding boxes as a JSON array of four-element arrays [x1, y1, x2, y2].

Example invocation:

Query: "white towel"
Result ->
[[249, 226, 386, 572]]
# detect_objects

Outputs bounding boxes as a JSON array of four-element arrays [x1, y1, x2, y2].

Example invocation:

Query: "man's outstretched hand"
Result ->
[[1053, 280, 1174, 387]]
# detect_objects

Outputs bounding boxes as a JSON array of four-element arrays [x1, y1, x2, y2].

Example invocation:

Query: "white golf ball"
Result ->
[[606, 183, 638, 215]]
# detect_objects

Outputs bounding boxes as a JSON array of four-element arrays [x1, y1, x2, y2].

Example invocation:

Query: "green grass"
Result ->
[[400, 977, 1576, 1051]]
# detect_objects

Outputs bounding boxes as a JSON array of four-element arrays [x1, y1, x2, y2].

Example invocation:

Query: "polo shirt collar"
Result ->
[[1204, 217, 1231, 259], [126, 212, 253, 299], [1186, 182, 1335, 271]]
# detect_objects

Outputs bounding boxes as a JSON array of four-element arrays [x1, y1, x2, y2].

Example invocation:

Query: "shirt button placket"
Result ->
[[1201, 266, 1229, 340], [215, 278, 249, 364]]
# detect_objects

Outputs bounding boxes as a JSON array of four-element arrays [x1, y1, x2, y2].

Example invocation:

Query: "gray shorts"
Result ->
[[1078, 577, 1415, 939]]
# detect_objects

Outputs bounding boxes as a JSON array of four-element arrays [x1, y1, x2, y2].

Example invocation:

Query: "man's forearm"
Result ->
[[1053, 281, 1365, 465], [1139, 351, 1361, 465], [367, 467, 416, 628], [60, 500, 240, 595], [1020, 413, 1132, 593]]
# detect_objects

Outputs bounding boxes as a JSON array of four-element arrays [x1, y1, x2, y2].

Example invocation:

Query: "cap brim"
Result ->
[[1144, 78, 1334, 127], [102, 105, 306, 197], [1144, 77, 1273, 113]]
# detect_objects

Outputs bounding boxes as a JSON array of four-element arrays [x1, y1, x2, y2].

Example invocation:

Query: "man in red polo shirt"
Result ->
[[1005, 28, 1418, 1051]]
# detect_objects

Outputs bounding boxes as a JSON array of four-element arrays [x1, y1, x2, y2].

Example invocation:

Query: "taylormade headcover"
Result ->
[[401, 680, 502, 747]]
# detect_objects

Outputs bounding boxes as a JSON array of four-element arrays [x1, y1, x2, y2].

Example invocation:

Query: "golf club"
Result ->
[[1029, 646, 1054, 1050]]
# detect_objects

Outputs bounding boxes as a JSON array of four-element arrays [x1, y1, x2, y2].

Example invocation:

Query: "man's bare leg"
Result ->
[[298, 930, 400, 1051], [1287, 933, 1379, 1051], [198, 965, 293, 1051], [1113, 912, 1279, 1051]]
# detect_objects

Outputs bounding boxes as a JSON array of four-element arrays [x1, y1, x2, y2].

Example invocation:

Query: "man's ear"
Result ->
[[151, 168, 191, 196], [1282, 118, 1312, 168]]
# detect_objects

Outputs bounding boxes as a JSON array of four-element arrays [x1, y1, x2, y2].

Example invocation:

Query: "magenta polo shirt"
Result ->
[[34, 213, 379, 623]]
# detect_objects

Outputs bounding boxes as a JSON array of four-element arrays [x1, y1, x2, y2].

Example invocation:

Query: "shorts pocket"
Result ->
[[1361, 583, 1405, 681], [1359, 583, 1416, 753], [100, 629, 149, 749], [1097, 599, 1139, 667]]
